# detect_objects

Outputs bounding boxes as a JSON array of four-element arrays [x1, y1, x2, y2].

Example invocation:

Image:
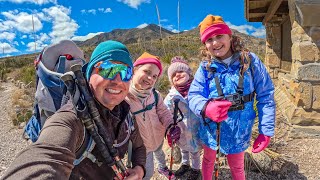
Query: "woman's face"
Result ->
[[205, 34, 232, 60], [172, 71, 190, 86], [132, 64, 160, 90]]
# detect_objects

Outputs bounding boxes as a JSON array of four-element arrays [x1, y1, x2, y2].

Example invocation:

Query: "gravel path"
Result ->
[[0, 82, 29, 177]]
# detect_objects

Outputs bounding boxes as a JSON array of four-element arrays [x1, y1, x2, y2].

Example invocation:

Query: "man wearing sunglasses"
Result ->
[[2, 40, 146, 180]]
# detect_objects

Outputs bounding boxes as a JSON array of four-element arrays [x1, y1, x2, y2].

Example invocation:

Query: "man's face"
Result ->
[[89, 61, 131, 110]]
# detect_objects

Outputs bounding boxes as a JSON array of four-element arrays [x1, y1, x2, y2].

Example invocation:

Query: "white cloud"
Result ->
[[30, 32, 50, 42], [87, 9, 96, 15], [226, 22, 266, 38], [72, 32, 103, 41], [39, 33, 50, 41], [0, 42, 18, 53], [21, 35, 27, 39], [1, 11, 43, 33], [82, 8, 112, 14], [42, 5, 79, 43], [36, 12, 50, 21], [137, 23, 148, 29], [226, 22, 254, 35], [117, 0, 150, 9], [80, 9, 86, 14], [21, 41, 25, 45], [27, 40, 47, 51], [104, 8, 112, 13], [0, 22, 10, 31], [251, 28, 266, 38], [0, 0, 57, 5], [13, 41, 18, 46], [0, 32, 16, 41], [171, 29, 179, 33], [160, 19, 168, 22], [163, 24, 179, 33]]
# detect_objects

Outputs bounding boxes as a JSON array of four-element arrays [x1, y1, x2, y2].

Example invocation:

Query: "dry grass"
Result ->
[[10, 88, 33, 126], [11, 89, 32, 108]]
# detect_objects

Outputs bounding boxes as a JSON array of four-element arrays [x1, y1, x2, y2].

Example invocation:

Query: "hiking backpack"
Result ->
[[24, 40, 86, 142]]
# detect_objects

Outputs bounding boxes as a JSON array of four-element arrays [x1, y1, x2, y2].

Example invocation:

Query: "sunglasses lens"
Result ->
[[97, 61, 132, 81]]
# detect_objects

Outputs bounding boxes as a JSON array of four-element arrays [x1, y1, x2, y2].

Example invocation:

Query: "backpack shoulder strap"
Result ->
[[73, 128, 101, 166], [132, 88, 158, 115], [152, 88, 159, 108]]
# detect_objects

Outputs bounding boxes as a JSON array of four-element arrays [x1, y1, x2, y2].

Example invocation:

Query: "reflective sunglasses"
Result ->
[[94, 61, 133, 82]]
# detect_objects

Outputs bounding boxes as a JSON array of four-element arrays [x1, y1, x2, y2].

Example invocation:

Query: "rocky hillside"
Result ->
[[76, 24, 174, 46]]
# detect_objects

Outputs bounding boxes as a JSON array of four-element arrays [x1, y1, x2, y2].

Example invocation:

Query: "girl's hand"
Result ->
[[167, 126, 181, 147], [205, 100, 232, 122], [252, 134, 271, 153]]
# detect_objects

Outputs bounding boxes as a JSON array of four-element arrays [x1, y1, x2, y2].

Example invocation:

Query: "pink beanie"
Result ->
[[199, 15, 232, 43], [133, 52, 163, 75]]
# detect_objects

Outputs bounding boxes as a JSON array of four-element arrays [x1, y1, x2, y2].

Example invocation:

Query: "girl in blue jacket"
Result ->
[[188, 15, 275, 180]]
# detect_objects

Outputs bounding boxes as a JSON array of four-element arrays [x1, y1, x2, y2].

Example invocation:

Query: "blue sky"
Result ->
[[0, 0, 266, 57]]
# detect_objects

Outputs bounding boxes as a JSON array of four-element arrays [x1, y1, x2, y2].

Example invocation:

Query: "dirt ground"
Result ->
[[152, 124, 320, 180], [1, 81, 320, 180]]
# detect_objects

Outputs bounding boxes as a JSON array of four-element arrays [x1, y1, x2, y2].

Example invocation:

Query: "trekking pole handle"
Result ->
[[173, 99, 180, 126], [61, 72, 75, 94]]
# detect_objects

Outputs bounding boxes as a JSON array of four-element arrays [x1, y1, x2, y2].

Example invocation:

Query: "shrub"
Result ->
[[18, 65, 36, 86]]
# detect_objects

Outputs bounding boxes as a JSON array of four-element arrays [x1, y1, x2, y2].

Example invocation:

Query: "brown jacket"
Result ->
[[1, 100, 146, 180]]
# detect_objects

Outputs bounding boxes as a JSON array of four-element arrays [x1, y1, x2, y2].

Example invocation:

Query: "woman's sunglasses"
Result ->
[[94, 61, 133, 82]]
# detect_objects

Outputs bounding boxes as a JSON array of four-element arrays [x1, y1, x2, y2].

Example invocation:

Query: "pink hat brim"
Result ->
[[201, 23, 232, 43], [133, 58, 163, 75]]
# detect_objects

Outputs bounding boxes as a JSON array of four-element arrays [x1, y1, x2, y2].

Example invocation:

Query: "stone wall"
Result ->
[[267, 0, 320, 125], [265, 23, 281, 79]]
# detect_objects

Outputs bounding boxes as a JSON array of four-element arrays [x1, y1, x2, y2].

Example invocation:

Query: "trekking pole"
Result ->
[[61, 73, 125, 180], [71, 64, 129, 177], [214, 122, 221, 180], [168, 98, 180, 180]]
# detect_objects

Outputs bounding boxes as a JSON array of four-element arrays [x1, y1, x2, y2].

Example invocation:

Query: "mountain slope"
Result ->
[[76, 24, 174, 47]]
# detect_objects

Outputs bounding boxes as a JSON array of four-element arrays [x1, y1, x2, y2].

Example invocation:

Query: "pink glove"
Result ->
[[167, 126, 181, 147], [252, 134, 271, 153], [205, 100, 232, 122]]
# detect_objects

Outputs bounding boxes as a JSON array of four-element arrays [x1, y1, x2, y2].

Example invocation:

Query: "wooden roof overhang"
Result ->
[[245, 0, 289, 24]]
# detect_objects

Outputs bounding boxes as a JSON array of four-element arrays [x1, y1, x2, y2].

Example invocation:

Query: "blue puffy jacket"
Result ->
[[188, 52, 275, 154]]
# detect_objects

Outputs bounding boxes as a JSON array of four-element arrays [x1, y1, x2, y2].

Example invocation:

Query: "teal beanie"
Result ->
[[84, 40, 133, 80]]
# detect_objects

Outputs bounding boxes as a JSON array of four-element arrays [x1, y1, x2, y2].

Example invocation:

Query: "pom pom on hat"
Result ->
[[133, 52, 163, 75], [167, 56, 192, 83], [84, 40, 133, 81], [198, 14, 232, 43]]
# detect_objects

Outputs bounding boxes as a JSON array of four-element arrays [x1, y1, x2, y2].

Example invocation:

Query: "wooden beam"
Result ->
[[249, 7, 268, 13], [263, 0, 283, 24], [249, 17, 264, 22], [245, 0, 249, 20]]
